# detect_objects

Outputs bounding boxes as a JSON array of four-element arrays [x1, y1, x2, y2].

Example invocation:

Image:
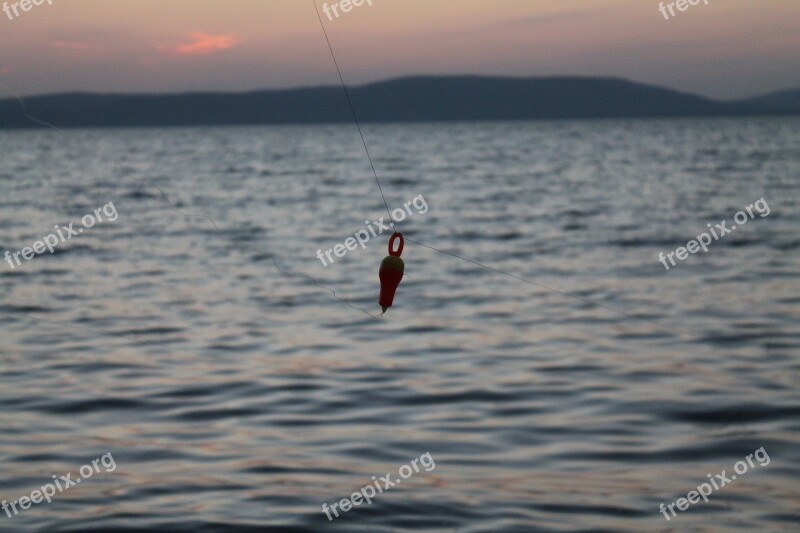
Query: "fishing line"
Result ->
[[309, 5, 703, 340], [311, 0, 396, 228]]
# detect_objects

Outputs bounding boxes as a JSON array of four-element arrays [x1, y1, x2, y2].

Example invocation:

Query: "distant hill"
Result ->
[[0, 76, 797, 129], [739, 88, 800, 113]]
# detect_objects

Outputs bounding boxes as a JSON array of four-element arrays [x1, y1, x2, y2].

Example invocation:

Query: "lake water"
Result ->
[[1, 117, 799, 531]]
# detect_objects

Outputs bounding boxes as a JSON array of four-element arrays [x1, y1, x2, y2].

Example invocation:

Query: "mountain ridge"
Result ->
[[1, 76, 797, 129]]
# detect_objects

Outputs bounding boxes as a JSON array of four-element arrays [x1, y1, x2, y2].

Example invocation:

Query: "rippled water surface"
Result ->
[[1, 118, 799, 532]]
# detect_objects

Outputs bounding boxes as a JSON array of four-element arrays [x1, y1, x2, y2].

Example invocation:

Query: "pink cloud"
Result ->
[[169, 32, 240, 56]]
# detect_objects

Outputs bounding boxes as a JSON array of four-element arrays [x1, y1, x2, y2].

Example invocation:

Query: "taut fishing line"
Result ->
[[311, 0, 395, 229], [309, 0, 701, 339]]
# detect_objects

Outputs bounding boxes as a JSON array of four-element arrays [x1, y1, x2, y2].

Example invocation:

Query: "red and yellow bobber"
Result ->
[[379, 232, 404, 314]]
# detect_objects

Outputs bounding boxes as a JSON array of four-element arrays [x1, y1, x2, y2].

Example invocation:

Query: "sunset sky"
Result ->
[[0, 0, 798, 100]]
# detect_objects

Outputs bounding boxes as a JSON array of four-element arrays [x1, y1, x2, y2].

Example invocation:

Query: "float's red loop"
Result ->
[[388, 232, 404, 257]]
